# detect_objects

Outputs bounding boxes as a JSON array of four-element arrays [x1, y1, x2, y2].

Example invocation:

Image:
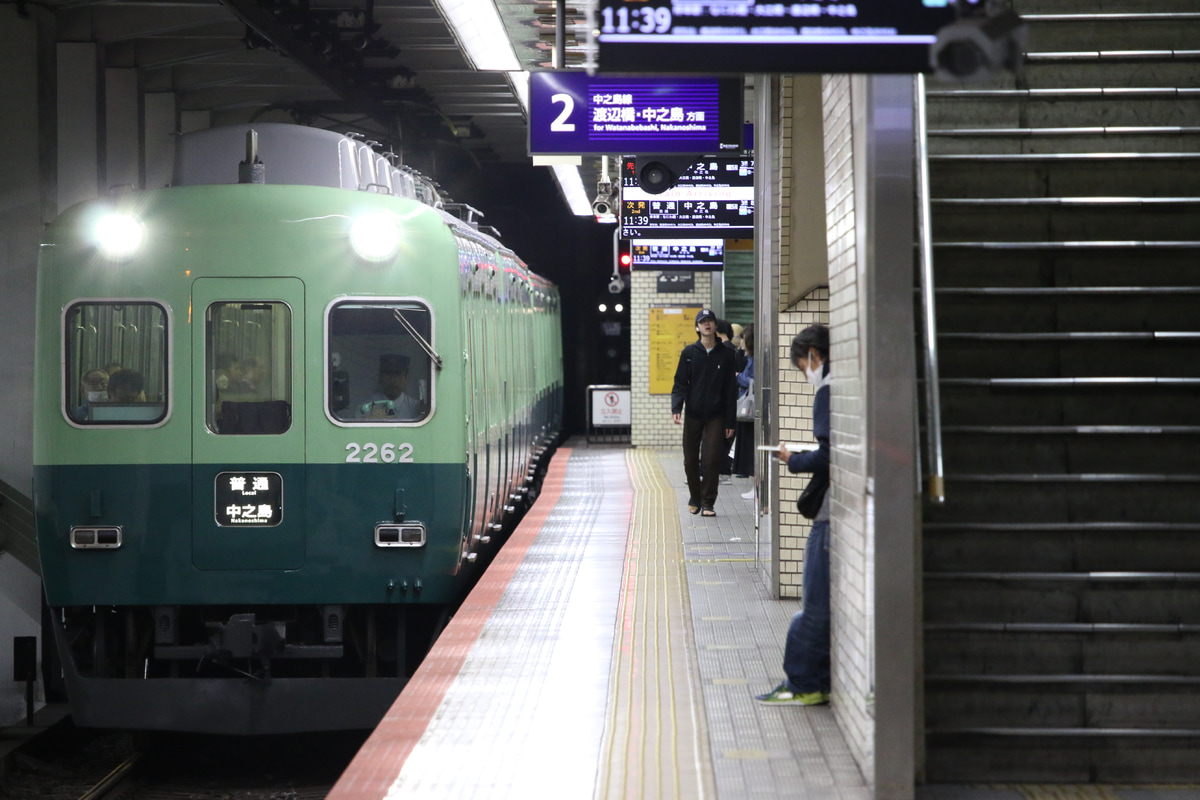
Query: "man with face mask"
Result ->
[[73, 369, 109, 421], [757, 323, 832, 706]]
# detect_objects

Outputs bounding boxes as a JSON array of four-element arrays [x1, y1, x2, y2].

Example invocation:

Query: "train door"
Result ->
[[190, 278, 307, 570]]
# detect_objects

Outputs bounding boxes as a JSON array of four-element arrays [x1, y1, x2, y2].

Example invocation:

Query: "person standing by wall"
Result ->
[[757, 323, 832, 706], [733, 323, 756, 485], [671, 308, 738, 517]]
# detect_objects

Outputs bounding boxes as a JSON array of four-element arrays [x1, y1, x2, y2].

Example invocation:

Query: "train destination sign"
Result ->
[[621, 157, 754, 239], [215, 471, 283, 527], [595, 0, 957, 74], [529, 73, 742, 155], [632, 239, 724, 271]]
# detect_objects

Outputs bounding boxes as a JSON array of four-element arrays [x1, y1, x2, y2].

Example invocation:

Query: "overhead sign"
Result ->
[[595, 0, 957, 73], [529, 73, 742, 155], [632, 239, 724, 271], [622, 156, 754, 239]]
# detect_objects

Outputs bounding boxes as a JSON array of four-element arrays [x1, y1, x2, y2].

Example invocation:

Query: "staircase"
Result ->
[[920, 0, 1200, 782]]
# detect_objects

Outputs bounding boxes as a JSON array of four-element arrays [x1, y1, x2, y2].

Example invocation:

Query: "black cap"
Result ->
[[379, 354, 411, 374], [695, 308, 716, 324]]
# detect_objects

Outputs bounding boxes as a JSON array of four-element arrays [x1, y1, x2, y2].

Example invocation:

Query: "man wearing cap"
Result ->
[[671, 308, 738, 517], [360, 354, 420, 419]]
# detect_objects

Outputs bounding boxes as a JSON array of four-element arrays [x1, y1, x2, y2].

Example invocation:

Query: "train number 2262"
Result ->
[[345, 442, 415, 463]]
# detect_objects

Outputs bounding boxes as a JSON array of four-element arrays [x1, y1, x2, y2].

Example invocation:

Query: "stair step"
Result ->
[[929, 674, 1200, 685], [925, 528, 1200, 574], [943, 475, 1200, 483]]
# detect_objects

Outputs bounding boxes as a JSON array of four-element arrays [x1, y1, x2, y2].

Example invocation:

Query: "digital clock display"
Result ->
[[621, 156, 754, 239], [595, 0, 957, 73], [631, 239, 725, 271]]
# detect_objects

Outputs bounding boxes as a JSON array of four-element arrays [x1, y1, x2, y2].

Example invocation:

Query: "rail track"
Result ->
[[0, 721, 364, 800]]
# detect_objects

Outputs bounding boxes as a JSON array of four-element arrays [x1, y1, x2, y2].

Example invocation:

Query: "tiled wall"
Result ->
[[824, 73, 876, 786], [629, 269, 714, 449], [775, 71, 875, 784]]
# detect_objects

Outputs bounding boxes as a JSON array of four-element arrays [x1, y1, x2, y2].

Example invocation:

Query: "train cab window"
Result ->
[[207, 302, 292, 435], [65, 302, 168, 425], [327, 301, 433, 424]]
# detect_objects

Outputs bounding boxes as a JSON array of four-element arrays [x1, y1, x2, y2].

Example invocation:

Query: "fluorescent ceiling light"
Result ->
[[551, 164, 592, 216], [434, 0, 520, 71]]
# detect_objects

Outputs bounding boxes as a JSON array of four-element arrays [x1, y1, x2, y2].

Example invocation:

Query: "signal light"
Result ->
[[617, 239, 632, 272]]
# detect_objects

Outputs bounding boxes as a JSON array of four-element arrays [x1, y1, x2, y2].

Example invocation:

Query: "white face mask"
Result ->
[[804, 364, 821, 384], [87, 391, 108, 402]]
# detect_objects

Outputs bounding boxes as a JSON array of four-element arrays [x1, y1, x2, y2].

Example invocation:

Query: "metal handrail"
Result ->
[[915, 73, 945, 505]]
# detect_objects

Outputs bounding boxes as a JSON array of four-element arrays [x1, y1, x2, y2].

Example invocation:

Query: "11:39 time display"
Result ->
[[600, 5, 673, 34]]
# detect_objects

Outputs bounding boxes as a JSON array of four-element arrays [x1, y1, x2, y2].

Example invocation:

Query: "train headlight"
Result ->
[[349, 213, 401, 262], [93, 213, 145, 261]]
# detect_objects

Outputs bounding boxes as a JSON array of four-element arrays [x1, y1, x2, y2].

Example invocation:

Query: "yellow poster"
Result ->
[[649, 307, 702, 395]]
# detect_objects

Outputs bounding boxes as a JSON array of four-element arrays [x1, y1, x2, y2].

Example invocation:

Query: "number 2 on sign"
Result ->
[[345, 443, 415, 463]]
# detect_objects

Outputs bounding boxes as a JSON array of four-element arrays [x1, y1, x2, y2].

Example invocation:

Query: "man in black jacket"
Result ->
[[671, 308, 738, 517]]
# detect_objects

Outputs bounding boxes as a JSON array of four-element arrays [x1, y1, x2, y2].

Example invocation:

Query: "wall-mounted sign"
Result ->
[[595, 0, 957, 73], [529, 73, 742, 155], [649, 307, 703, 394], [215, 472, 283, 527], [635, 240, 723, 271], [622, 157, 754, 239], [657, 272, 696, 293]]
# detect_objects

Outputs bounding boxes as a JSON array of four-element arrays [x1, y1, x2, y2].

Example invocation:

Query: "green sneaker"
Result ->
[[754, 683, 829, 706]]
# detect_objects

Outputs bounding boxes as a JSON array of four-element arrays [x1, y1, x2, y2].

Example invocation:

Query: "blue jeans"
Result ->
[[783, 520, 830, 694]]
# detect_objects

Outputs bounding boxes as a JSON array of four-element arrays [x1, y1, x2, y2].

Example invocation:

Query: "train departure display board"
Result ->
[[622, 156, 754, 239], [529, 73, 742, 155], [595, 0, 957, 74], [632, 239, 725, 270], [649, 307, 703, 394]]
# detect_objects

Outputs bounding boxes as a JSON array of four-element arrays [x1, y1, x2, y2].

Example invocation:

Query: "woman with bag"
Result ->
[[756, 323, 833, 706], [732, 324, 756, 484]]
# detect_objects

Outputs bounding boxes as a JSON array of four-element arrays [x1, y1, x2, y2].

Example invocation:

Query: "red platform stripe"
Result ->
[[328, 448, 572, 800]]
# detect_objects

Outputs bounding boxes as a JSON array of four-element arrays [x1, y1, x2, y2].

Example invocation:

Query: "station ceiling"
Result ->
[[40, 0, 591, 185]]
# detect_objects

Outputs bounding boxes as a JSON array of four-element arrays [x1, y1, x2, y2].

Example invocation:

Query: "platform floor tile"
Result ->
[[656, 450, 872, 800]]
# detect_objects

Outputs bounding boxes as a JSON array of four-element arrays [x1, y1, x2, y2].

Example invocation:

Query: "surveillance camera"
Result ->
[[931, 7, 1026, 82], [607, 275, 625, 294], [592, 197, 613, 217]]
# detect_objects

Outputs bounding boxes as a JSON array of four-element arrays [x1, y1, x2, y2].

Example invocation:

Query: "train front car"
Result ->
[[33, 124, 550, 734]]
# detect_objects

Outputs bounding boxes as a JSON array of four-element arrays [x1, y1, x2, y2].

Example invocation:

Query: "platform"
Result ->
[[329, 439, 870, 800]]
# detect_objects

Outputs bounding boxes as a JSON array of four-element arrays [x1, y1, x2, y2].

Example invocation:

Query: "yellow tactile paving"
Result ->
[[595, 449, 717, 800]]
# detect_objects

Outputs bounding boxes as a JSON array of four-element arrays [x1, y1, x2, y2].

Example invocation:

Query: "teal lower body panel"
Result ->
[[35, 461, 470, 607]]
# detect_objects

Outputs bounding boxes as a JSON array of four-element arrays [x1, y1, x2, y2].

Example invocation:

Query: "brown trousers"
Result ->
[[682, 415, 727, 508]]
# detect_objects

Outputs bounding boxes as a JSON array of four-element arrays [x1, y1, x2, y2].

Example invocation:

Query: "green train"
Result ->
[[33, 123, 563, 734]]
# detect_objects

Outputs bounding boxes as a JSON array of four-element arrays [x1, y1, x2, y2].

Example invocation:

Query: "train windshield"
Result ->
[[64, 302, 168, 425], [207, 302, 293, 435], [327, 301, 433, 424]]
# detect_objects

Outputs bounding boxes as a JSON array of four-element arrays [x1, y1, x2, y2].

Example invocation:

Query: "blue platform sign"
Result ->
[[529, 73, 742, 155]]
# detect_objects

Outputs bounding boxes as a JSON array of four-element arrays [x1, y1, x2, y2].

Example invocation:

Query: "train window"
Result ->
[[327, 301, 433, 424], [207, 302, 292, 435], [65, 302, 168, 425]]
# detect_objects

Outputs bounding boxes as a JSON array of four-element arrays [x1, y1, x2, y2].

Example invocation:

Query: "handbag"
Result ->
[[736, 379, 754, 422], [796, 469, 829, 519]]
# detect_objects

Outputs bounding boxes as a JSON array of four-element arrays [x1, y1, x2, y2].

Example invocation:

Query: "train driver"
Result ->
[[359, 354, 419, 419]]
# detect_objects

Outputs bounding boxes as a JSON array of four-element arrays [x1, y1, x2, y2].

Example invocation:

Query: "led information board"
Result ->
[[622, 156, 754, 239], [649, 307, 703, 394], [529, 73, 742, 155], [595, 0, 957, 73], [632, 239, 724, 270], [215, 471, 283, 527]]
